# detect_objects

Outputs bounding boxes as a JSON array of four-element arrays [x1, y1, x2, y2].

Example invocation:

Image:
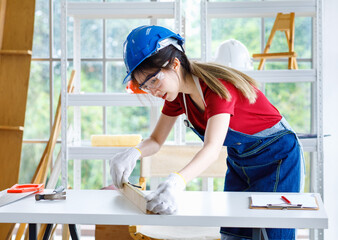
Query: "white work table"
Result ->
[[0, 190, 328, 239]]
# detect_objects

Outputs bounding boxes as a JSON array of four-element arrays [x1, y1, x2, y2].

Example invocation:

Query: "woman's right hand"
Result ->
[[109, 147, 141, 189]]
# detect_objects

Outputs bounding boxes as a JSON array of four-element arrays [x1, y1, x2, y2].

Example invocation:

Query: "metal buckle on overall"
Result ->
[[183, 119, 190, 128]]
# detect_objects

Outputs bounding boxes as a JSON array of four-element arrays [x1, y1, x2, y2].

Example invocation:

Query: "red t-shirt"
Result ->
[[162, 78, 282, 135]]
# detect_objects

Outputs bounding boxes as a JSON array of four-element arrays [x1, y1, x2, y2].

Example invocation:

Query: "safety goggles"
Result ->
[[138, 69, 165, 93]]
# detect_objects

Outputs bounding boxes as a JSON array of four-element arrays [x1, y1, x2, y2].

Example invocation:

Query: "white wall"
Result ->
[[323, 0, 338, 239]]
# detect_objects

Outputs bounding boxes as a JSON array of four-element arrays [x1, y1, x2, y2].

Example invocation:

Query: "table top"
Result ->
[[0, 190, 328, 229]]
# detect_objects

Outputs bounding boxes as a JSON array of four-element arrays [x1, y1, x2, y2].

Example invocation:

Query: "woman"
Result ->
[[110, 25, 304, 240]]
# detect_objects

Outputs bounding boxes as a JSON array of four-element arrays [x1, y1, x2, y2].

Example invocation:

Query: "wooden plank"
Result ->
[[0, 132, 23, 214], [0, 0, 6, 49], [253, 52, 296, 59], [122, 183, 148, 214], [0, 55, 32, 126], [141, 145, 227, 178], [121, 183, 154, 215], [1, 0, 35, 51], [0, 130, 23, 239], [62, 224, 70, 240]]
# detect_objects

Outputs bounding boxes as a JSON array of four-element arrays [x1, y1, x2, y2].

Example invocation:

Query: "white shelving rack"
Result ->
[[60, 0, 182, 189], [60, 0, 323, 235], [201, 0, 323, 239]]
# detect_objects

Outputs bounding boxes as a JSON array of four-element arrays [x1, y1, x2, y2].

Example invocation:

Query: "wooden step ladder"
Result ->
[[252, 12, 298, 70], [0, 0, 35, 238]]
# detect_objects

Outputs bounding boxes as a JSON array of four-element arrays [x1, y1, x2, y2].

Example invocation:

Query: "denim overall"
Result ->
[[182, 76, 304, 240]]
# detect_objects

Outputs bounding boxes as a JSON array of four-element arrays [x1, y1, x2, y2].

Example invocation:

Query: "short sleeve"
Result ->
[[204, 81, 238, 119]]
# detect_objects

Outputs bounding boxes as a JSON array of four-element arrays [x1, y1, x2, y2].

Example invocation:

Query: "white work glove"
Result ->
[[145, 173, 186, 215], [109, 147, 141, 189]]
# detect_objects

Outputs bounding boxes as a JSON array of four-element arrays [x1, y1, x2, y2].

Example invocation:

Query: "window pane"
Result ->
[[106, 19, 149, 59], [157, 19, 175, 30], [81, 107, 103, 140], [185, 0, 200, 59], [186, 127, 203, 143], [107, 61, 126, 92], [265, 82, 311, 133], [295, 17, 312, 59], [19, 143, 46, 183], [81, 61, 103, 92], [53, 0, 61, 58], [81, 19, 103, 58], [107, 106, 150, 138], [32, 0, 49, 58], [298, 62, 312, 69], [81, 160, 104, 189], [187, 178, 203, 191], [211, 18, 261, 59], [264, 61, 312, 70], [263, 62, 290, 70], [24, 62, 50, 139]]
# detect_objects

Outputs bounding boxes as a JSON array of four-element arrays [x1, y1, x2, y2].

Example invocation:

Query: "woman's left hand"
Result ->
[[145, 173, 186, 214]]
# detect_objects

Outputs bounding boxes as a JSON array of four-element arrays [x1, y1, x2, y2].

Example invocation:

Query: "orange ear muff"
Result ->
[[125, 81, 147, 94]]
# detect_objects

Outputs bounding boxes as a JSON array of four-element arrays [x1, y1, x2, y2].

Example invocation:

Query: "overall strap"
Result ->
[[182, 92, 189, 119], [182, 75, 207, 127], [192, 75, 207, 107]]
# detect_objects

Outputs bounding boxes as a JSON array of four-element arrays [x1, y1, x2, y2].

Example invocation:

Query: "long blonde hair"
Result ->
[[190, 62, 258, 104], [132, 45, 258, 103]]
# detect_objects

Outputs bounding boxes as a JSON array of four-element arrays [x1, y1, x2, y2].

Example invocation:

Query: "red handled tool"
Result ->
[[7, 184, 44, 193], [0, 184, 45, 207]]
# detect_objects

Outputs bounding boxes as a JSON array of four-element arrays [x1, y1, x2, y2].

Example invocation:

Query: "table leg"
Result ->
[[252, 228, 269, 240], [261, 228, 269, 239], [69, 224, 79, 240], [43, 224, 53, 240], [29, 223, 37, 240]]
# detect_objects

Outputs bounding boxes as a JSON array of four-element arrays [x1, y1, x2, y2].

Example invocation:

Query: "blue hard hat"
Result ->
[[123, 25, 184, 84]]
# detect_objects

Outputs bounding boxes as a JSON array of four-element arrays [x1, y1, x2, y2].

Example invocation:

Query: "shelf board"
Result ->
[[300, 138, 317, 152], [67, 2, 175, 19], [207, 1, 316, 18], [67, 70, 314, 106], [68, 146, 127, 159], [242, 69, 316, 83], [67, 138, 316, 159], [67, 93, 164, 106]]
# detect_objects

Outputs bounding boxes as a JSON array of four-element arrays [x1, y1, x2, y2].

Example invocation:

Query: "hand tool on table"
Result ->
[[0, 184, 44, 207], [35, 186, 66, 201]]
